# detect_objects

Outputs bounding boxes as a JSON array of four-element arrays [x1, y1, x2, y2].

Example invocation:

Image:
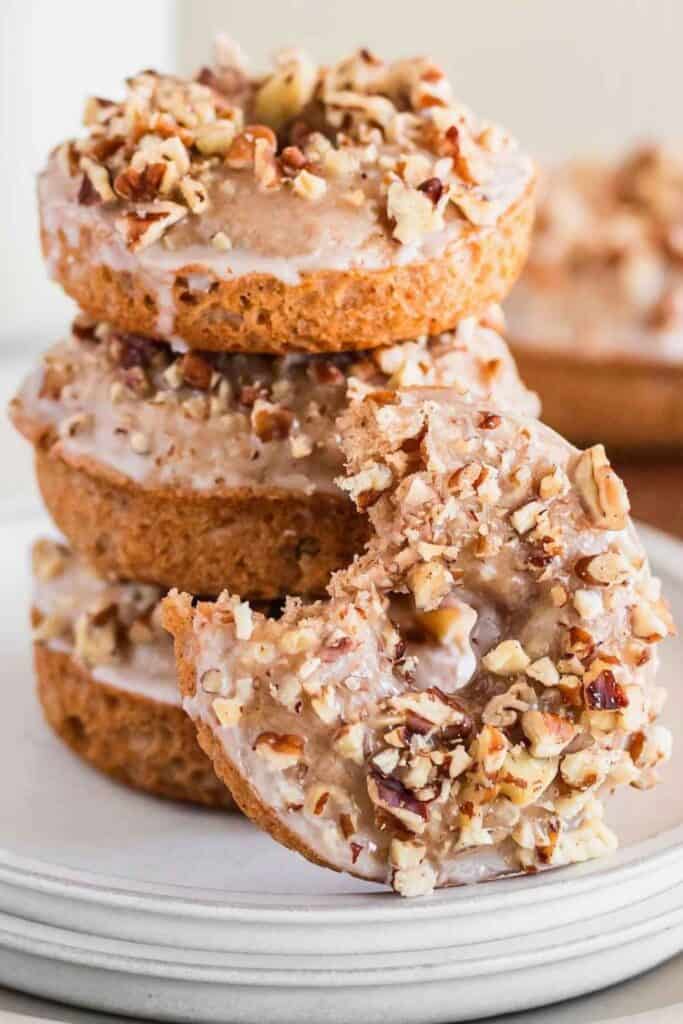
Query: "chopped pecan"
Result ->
[[368, 771, 429, 832], [254, 732, 305, 769], [280, 145, 308, 175], [477, 411, 501, 430], [417, 177, 444, 204], [225, 124, 277, 168], [251, 400, 294, 441], [320, 636, 353, 662], [308, 360, 345, 386], [114, 163, 165, 201], [180, 352, 213, 390], [71, 316, 98, 342], [574, 445, 630, 531], [39, 362, 73, 400], [114, 202, 187, 251], [109, 333, 156, 369], [78, 158, 114, 204], [585, 669, 628, 710]]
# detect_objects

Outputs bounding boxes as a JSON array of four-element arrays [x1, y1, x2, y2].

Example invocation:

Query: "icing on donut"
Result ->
[[165, 391, 674, 896], [39, 42, 533, 339], [11, 312, 538, 495], [31, 538, 176, 706]]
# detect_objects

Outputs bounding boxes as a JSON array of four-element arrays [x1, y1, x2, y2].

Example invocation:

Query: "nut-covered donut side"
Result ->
[[11, 312, 537, 595], [164, 391, 674, 896], [39, 43, 535, 350], [31, 538, 233, 808]]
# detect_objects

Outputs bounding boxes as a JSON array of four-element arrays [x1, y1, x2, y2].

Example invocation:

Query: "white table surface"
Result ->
[[1, 351, 681, 1024]]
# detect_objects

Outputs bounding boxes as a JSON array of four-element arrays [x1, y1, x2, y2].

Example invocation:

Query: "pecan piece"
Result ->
[[254, 732, 305, 769], [417, 177, 444, 204], [477, 410, 501, 430], [585, 669, 628, 711], [180, 352, 213, 390], [574, 445, 630, 531], [114, 163, 166, 201], [251, 400, 294, 441], [367, 771, 429, 834]]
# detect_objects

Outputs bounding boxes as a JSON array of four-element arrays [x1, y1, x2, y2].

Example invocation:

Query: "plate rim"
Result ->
[[1, 882, 683, 984]]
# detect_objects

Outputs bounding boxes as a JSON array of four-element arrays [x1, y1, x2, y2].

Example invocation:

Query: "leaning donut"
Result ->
[[164, 390, 673, 895]]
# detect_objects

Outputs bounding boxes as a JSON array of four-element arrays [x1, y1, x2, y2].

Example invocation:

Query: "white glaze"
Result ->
[[33, 548, 178, 707], [39, 139, 532, 339], [12, 321, 538, 498]]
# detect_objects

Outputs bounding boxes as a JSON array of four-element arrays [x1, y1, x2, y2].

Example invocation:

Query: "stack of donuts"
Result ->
[[10, 40, 674, 896]]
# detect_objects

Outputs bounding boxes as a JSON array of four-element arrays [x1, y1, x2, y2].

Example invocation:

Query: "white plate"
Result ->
[[0, 503, 682, 1022]]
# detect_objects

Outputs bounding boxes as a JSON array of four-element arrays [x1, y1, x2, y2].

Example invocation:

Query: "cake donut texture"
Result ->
[[165, 391, 674, 896], [31, 538, 233, 807], [507, 146, 683, 448], [40, 42, 535, 352], [11, 312, 538, 597]]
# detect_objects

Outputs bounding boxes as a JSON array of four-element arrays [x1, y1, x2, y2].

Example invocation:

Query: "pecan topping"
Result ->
[[585, 669, 628, 710], [251, 401, 294, 441], [180, 352, 213, 390], [369, 772, 429, 820], [77, 173, 100, 205], [114, 163, 166, 201], [477, 410, 502, 430], [417, 177, 444, 204]]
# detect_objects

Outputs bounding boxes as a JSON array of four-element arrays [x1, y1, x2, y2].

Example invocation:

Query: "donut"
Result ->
[[31, 537, 233, 808], [164, 390, 674, 896], [11, 311, 538, 597], [506, 146, 683, 449], [39, 42, 535, 353]]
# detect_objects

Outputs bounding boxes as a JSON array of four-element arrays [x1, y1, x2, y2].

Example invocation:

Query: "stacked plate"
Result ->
[[1, 505, 682, 1023]]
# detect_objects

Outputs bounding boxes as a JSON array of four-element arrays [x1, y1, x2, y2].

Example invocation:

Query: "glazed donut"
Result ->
[[11, 312, 538, 597], [164, 390, 674, 896], [506, 146, 683, 449], [40, 42, 535, 353], [31, 538, 233, 808]]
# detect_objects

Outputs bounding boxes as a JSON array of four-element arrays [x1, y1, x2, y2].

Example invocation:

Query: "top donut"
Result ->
[[39, 38, 535, 353]]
